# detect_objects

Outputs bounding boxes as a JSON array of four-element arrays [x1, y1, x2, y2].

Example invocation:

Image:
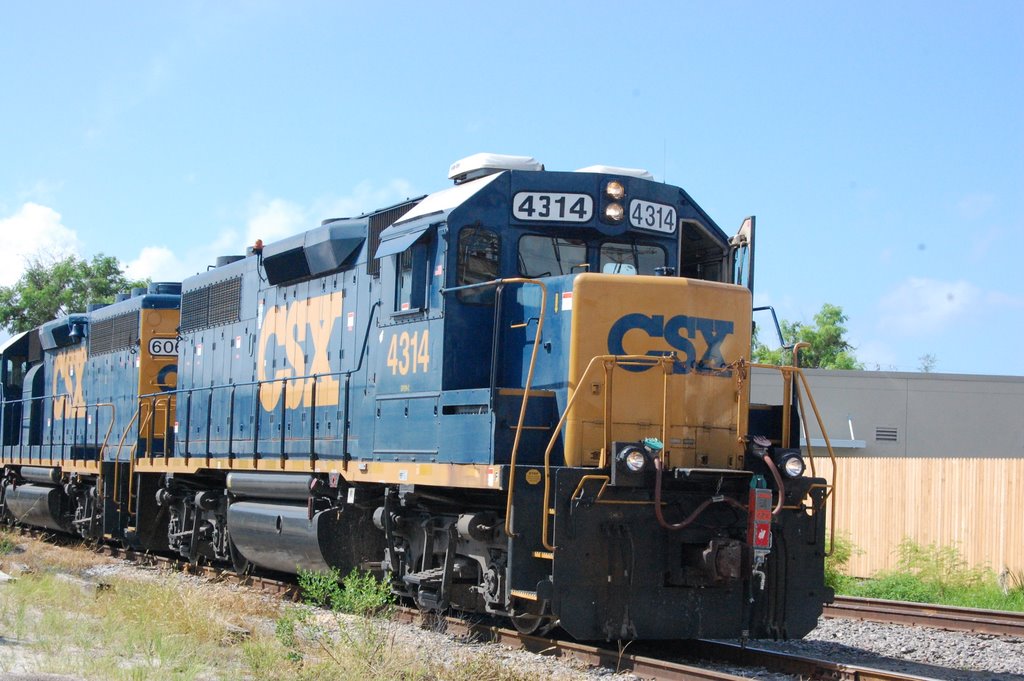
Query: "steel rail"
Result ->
[[675, 640, 939, 681], [826, 595, 1024, 638]]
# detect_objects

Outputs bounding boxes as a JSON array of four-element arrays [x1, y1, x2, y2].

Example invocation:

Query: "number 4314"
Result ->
[[387, 330, 430, 375]]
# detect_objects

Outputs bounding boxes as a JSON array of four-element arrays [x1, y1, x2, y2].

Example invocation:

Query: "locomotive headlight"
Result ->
[[611, 442, 655, 486], [605, 180, 625, 200], [624, 448, 647, 472], [604, 202, 625, 222], [778, 451, 805, 478]]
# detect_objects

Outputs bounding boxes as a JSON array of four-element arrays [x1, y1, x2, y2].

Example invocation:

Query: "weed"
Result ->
[[331, 569, 395, 617], [275, 607, 309, 663], [297, 566, 343, 607], [442, 654, 537, 681], [835, 540, 1024, 612], [823, 531, 860, 592], [0, 532, 16, 555], [298, 567, 394, 617]]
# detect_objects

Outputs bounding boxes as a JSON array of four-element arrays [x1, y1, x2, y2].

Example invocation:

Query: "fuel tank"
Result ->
[[227, 501, 383, 575], [226, 472, 314, 501], [4, 484, 71, 532], [19, 466, 61, 485]]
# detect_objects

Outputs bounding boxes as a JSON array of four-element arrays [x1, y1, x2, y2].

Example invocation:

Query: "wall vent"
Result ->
[[875, 426, 899, 442]]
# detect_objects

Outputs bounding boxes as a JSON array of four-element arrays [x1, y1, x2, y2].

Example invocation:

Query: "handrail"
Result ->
[[111, 407, 141, 508], [749, 359, 839, 556], [0, 394, 114, 465], [539, 353, 675, 551], [136, 301, 383, 467], [441, 277, 549, 539]]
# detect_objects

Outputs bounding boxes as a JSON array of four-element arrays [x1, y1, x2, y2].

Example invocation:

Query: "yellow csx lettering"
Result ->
[[51, 346, 87, 419], [257, 293, 340, 411]]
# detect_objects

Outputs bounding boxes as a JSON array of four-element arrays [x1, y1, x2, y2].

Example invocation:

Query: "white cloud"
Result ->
[[125, 180, 417, 283], [878, 277, 979, 335], [0, 203, 81, 286], [124, 246, 187, 282], [244, 196, 307, 246], [854, 339, 900, 371], [243, 181, 416, 247]]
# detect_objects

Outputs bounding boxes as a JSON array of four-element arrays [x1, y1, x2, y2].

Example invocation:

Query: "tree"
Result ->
[[918, 353, 938, 373], [0, 254, 148, 333], [753, 303, 863, 370]]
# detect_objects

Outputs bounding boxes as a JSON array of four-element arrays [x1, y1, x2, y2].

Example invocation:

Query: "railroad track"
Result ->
[[3, 528, 993, 680], [826, 595, 1024, 638]]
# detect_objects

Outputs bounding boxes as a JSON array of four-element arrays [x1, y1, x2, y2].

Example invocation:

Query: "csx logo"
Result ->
[[257, 293, 340, 411], [607, 313, 734, 375], [51, 346, 87, 419]]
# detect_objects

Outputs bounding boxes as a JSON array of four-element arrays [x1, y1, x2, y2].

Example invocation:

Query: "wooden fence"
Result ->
[[811, 456, 1024, 578]]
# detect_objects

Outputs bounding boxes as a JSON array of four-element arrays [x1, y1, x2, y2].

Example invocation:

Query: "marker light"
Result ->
[[605, 180, 625, 200], [624, 449, 647, 472], [604, 202, 625, 222]]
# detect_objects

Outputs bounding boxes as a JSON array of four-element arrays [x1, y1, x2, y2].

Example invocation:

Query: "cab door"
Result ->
[[730, 215, 756, 293]]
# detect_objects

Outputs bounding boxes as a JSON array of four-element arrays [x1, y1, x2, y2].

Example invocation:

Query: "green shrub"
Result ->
[[297, 567, 343, 607], [298, 567, 394, 617], [0, 533, 16, 555], [823, 531, 860, 592], [331, 569, 394, 617], [835, 540, 1024, 612]]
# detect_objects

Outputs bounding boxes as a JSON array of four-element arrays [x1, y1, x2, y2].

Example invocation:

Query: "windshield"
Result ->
[[599, 241, 667, 275], [518, 235, 587, 277]]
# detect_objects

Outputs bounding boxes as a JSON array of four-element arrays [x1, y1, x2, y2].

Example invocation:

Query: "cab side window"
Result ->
[[456, 226, 500, 304], [396, 240, 429, 312]]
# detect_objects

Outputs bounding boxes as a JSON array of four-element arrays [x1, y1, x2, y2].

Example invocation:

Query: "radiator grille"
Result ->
[[180, 277, 242, 333], [367, 199, 420, 277], [89, 312, 140, 356]]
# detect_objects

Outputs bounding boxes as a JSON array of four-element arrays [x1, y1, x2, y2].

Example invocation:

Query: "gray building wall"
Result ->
[[750, 368, 1024, 459]]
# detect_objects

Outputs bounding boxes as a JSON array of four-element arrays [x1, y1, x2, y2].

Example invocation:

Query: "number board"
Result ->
[[513, 192, 593, 222], [148, 338, 180, 356], [629, 199, 677, 233]]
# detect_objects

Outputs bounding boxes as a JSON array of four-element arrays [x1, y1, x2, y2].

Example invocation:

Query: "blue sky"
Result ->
[[1, 1, 1021, 375]]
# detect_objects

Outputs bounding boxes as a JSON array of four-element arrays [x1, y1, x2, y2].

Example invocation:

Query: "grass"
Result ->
[[0, 529, 563, 680], [825, 535, 1024, 612]]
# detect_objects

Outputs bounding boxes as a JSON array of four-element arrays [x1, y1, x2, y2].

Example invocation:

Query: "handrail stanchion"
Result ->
[[279, 382, 287, 468], [252, 381, 261, 464], [227, 384, 236, 464], [204, 389, 213, 468], [309, 375, 317, 466], [61, 399, 67, 463], [49, 395, 56, 462], [183, 390, 192, 464], [163, 395, 173, 461]]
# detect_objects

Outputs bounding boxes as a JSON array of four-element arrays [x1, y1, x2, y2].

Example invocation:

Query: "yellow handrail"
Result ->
[[493, 279, 547, 539], [84, 403, 117, 495], [110, 407, 141, 508], [748, 358, 839, 556], [131, 396, 172, 514], [539, 354, 674, 551]]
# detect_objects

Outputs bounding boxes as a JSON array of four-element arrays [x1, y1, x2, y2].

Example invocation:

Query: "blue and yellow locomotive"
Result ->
[[0, 153, 833, 640]]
